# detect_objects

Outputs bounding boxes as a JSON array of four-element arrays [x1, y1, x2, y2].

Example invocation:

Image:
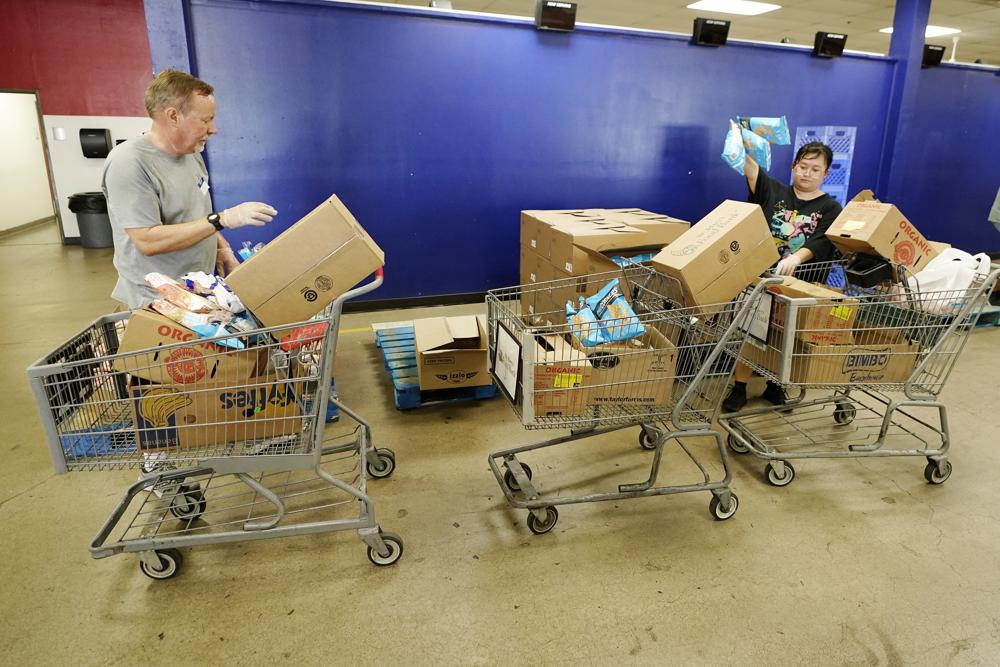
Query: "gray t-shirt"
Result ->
[[102, 135, 215, 308]]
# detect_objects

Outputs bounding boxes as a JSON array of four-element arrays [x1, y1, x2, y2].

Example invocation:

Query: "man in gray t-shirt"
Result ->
[[102, 69, 277, 309]]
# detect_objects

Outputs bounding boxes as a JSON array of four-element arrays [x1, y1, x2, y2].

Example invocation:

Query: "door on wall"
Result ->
[[0, 90, 59, 236]]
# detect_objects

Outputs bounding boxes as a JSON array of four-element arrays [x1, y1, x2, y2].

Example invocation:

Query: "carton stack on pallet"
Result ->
[[518, 208, 690, 324]]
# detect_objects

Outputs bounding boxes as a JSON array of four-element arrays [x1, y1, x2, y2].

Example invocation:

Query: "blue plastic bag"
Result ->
[[585, 279, 645, 343], [740, 126, 772, 170], [743, 116, 791, 145], [721, 120, 747, 175], [566, 299, 609, 347]]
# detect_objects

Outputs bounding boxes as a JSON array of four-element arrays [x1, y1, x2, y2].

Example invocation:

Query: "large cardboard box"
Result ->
[[651, 200, 779, 308], [765, 276, 858, 345], [413, 315, 491, 390], [529, 334, 593, 418], [520, 208, 689, 283], [130, 374, 303, 452], [226, 194, 384, 326], [793, 331, 918, 384], [113, 309, 266, 386], [569, 327, 678, 407], [825, 191, 937, 271], [742, 330, 917, 385]]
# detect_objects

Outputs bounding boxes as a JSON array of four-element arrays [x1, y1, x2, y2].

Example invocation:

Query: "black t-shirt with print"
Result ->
[[750, 168, 843, 265]]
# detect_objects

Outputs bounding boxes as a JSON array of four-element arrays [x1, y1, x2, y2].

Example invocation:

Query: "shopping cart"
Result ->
[[486, 264, 776, 533], [26, 270, 402, 580], [720, 259, 1000, 487]]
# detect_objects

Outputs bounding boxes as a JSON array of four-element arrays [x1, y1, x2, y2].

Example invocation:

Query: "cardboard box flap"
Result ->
[[447, 315, 481, 348], [767, 275, 855, 301], [413, 317, 455, 353], [850, 189, 877, 203]]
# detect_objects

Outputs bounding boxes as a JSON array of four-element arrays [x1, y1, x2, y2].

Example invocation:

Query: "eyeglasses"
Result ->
[[794, 164, 825, 175]]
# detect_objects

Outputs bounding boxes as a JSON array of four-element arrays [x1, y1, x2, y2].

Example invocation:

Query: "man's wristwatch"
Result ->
[[207, 212, 224, 231]]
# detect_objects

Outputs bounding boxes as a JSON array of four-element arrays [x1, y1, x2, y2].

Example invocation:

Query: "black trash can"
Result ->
[[68, 192, 113, 248]]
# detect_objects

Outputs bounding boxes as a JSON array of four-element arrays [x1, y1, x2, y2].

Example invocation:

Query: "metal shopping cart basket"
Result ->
[[26, 270, 402, 580], [485, 264, 776, 534], [719, 259, 1000, 487]]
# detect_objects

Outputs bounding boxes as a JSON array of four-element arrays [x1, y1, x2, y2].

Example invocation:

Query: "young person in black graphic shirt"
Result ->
[[722, 141, 844, 412]]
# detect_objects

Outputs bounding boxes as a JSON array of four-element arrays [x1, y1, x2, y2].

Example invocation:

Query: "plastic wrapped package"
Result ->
[[566, 299, 608, 347], [584, 278, 645, 342], [721, 120, 747, 175]]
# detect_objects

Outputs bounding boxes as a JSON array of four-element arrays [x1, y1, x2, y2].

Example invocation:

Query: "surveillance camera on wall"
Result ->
[[813, 32, 847, 58], [535, 1, 577, 31], [692, 18, 730, 47], [922, 44, 946, 68]]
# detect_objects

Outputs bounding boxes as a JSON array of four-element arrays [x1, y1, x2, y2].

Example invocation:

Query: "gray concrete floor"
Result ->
[[2, 222, 1000, 665]]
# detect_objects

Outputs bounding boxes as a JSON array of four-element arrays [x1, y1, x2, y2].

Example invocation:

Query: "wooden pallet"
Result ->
[[374, 324, 498, 410]]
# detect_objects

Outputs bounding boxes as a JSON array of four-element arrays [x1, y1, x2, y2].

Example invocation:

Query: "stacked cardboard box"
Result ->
[[519, 208, 690, 324]]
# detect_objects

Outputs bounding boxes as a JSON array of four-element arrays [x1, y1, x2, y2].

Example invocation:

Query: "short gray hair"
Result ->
[[144, 69, 214, 118]]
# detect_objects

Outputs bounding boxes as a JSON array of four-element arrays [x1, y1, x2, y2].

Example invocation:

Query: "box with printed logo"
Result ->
[[130, 374, 303, 452], [651, 201, 779, 309], [225, 194, 384, 327], [529, 334, 593, 418], [413, 315, 492, 391], [763, 276, 858, 345], [825, 191, 937, 271], [112, 309, 267, 386], [568, 326, 678, 407]]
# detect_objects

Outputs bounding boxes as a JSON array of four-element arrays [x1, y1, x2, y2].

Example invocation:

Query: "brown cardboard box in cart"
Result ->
[[764, 276, 858, 345], [825, 190, 938, 271], [569, 327, 678, 408], [529, 334, 594, 418], [225, 194, 384, 327], [651, 201, 779, 308], [413, 315, 492, 390], [112, 309, 267, 386], [130, 374, 303, 452]]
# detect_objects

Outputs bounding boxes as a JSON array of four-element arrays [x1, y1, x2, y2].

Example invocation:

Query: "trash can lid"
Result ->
[[68, 192, 108, 213]]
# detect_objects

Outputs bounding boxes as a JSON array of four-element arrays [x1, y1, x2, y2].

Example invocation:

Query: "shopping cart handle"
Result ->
[[335, 265, 384, 306]]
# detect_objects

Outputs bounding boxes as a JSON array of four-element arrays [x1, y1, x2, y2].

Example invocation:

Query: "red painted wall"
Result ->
[[0, 0, 152, 116]]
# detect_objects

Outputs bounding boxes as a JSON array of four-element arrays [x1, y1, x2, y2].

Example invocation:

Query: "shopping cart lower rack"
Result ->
[[26, 272, 402, 579], [485, 265, 776, 533], [720, 259, 1000, 487]]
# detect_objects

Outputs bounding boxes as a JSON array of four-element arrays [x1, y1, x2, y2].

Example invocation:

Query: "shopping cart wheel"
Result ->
[[833, 401, 856, 425], [709, 492, 739, 521], [765, 462, 795, 487], [367, 532, 404, 566], [169, 485, 207, 522], [139, 549, 183, 580], [727, 433, 750, 455], [503, 463, 533, 492], [923, 459, 952, 485], [526, 506, 558, 535], [367, 448, 396, 479], [638, 428, 661, 450]]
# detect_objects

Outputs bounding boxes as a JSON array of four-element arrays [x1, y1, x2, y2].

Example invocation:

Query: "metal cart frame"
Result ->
[[720, 260, 1000, 487], [27, 270, 402, 579], [485, 265, 777, 534]]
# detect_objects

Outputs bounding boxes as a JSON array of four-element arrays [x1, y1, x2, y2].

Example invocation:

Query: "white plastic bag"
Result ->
[[893, 248, 991, 315]]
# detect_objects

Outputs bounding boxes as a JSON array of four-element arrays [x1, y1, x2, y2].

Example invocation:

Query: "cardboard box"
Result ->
[[765, 276, 858, 345], [793, 331, 918, 384], [825, 190, 937, 271], [113, 309, 266, 386], [520, 208, 689, 283], [529, 334, 593, 418], [130, 374, 303, 452], [742, 330, 917, 385], [651, 200, 779, 308], [413, 315, 491, 390], [225, 194, 384, 326], [569, 326, 678, 407]]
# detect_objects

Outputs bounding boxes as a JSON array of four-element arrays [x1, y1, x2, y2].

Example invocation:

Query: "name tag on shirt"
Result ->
[[197, 175, 210, 195]]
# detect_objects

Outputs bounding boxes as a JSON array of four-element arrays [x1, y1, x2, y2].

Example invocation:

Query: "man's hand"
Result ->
[[216, 247, 239, 277], [221, 202, 277, 229]]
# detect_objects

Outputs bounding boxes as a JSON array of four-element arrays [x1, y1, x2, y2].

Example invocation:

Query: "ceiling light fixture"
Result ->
[[686, 0, 780, 16], [879, 25, 961, 38]]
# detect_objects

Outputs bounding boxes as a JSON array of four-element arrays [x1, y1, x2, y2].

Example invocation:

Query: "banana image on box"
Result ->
[[139, 387, 193, 427]]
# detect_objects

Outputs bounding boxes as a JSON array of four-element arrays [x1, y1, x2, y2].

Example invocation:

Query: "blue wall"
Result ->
[[892, 64, 1000, 252], [156, 0, 997, 300]]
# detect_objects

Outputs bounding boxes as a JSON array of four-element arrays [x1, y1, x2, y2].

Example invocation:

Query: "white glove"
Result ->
[[775, 254, 802, 276], [220, 202, 277, 228]]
